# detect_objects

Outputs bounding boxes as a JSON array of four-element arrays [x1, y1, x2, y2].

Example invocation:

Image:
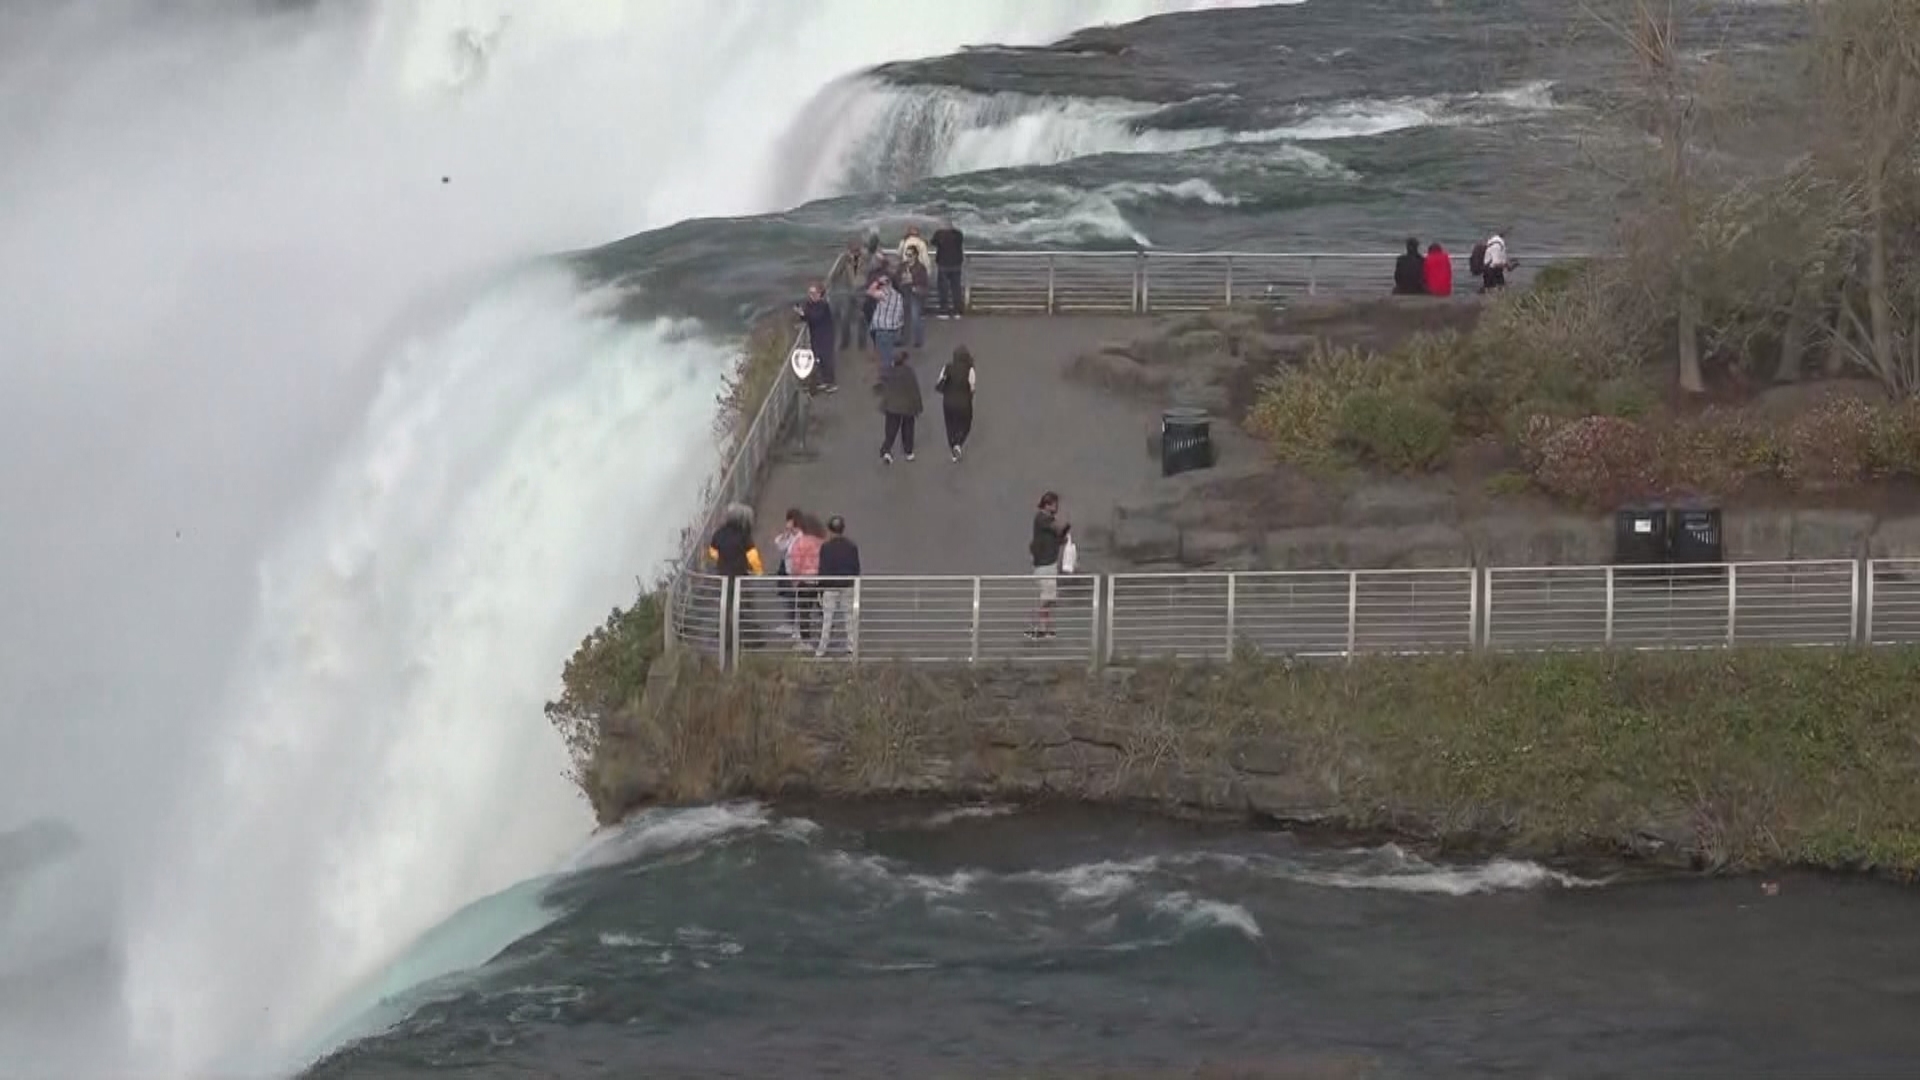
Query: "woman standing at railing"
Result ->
[[786, 515, 826, 646]]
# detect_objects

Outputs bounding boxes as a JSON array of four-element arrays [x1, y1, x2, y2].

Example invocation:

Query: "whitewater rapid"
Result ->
[[0, 1, 1279, 1076]]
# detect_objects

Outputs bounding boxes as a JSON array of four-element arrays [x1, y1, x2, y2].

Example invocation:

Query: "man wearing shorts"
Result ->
[[1027, 491, 1066, 639]]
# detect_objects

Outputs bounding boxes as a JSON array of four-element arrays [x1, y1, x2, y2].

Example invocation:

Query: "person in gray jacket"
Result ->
[[878, 350, 923, 464]]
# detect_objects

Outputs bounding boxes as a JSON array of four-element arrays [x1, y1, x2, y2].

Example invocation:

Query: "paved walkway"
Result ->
[[755, 316, 1158, 575]]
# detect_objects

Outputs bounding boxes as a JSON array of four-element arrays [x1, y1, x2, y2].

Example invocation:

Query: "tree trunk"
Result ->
[[1866, 167, 1895, 379], [1775, 277, 1810, 383], [1824, 301, 1851, 377], [1677, 260, 1705, 393]]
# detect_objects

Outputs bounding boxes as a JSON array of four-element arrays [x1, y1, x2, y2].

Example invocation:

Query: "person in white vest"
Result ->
[[1479, 229, 1512, 292]]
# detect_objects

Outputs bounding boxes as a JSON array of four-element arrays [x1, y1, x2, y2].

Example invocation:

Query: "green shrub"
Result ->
[[1483, 469, 1536, 498], [1593, 377, 1658, 420], [1869, 400, 1920, 478], [1246, 343, 1394, 467], [546, 590, 667, 786], [1472, 261, 1654, 389], [1336, 389, 1454, 472], [714, 318, 799, 453]]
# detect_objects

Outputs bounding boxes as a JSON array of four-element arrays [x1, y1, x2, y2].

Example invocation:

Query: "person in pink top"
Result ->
[[785, 514, 827, 646]]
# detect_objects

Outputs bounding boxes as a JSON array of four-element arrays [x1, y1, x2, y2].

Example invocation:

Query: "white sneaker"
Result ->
[[882, 452, 893, 465], [905, 452, 915, 462]]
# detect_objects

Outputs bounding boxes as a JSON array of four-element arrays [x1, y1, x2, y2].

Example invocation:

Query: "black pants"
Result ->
[[936, 268, 964, 315], [796, 585, 822, 641], [810, 333, 837, 386], [943, 403, 973, 449], [882, 413, 917, 456]]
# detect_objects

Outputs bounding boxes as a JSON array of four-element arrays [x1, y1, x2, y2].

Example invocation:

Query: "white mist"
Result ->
[[0, 1, 1272, 1076]]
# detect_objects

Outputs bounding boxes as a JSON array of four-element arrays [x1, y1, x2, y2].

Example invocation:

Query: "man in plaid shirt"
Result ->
[[868, 275, 905, 365]]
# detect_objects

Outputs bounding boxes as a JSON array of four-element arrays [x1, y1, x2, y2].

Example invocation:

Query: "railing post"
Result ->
[[1225, 255, 1235, 305], [1345, 570, 1359, 660], [1089, 574, 1103, 672], [1467, 567, 1480, 650], [728, 576, 742, 671], [851, 578, 863, 663], [1483, 569, 1497, 649], [1046, 255, 1056, 314], [1604, 566, 1616, 646], [1225, 573, 1238, 660], [1104, 574, 1118, 665], [1138, 253, 1150, 314], [1726, 563, 1739, 646], [969, 576, 982, 663], [1863, 559, 1876, 645], [1308, 256, 1319, 297]]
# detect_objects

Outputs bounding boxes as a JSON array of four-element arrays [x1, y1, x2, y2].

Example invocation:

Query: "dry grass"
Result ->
[[589, 649, 1920, 876]]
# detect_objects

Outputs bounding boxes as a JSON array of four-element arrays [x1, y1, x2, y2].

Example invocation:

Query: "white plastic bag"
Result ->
[[1059, 534, 1078, 574]]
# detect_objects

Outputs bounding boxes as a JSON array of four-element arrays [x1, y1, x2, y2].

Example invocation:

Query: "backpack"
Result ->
[[1468, 241, 1488, 277]]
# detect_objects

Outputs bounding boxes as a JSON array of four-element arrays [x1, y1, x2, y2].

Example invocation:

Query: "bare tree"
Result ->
[[1586, 0, 1722, 394], [1811, 0, 1920, 395]]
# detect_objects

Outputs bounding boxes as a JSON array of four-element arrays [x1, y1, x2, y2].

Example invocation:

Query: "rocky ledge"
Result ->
[[588, 649, 1920, 878]]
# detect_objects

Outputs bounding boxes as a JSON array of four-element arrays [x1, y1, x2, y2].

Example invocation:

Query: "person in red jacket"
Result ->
[[1423, 242, 1454, 297]]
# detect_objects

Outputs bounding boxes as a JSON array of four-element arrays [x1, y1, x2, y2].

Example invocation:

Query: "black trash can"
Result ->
[[1161, 407, 1215, 477], [1614, 504, 1669, 567], [1667, 503, 1725, 585]]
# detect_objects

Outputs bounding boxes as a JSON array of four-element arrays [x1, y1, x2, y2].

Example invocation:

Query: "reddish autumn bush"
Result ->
[[1519, 414, 1661, 506], [1781, 398, 1878, 487], [1657, 409, 1782, 497]]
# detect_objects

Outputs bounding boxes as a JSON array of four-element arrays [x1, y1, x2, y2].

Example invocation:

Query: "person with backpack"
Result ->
[[933, 345, 977, 462], [1473, 230, 1513, 292], [1393, 237, 1427, 295]]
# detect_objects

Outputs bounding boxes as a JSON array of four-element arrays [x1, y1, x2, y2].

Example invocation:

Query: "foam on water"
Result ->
[[780, 77, 1559, 200]]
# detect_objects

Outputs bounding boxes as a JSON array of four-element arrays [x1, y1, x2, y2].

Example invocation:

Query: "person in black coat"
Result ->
[[878, 352, 923, 464], [814, 515, 862, 657], [934, 345, 976, 462], [793, 282, 837, 391], [1393, 236, 1427, 295]]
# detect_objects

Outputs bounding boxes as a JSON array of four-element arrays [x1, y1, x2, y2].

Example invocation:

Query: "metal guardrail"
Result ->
[[962, 250, 1580, 313], [1485, 560, 1858, 650], [672, 559, 1920, 669], [1867, 558, 1920, 645]]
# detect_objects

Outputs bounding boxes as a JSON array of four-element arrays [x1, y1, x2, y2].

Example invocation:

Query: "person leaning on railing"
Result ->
[[706, 503, 763, 653]]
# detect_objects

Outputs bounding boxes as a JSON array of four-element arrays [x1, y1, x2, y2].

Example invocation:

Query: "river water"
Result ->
[[304, 803, 1920, 1078]]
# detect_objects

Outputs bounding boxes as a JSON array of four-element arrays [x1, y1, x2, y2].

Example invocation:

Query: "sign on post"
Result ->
[[789, 347, 816, 382]]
